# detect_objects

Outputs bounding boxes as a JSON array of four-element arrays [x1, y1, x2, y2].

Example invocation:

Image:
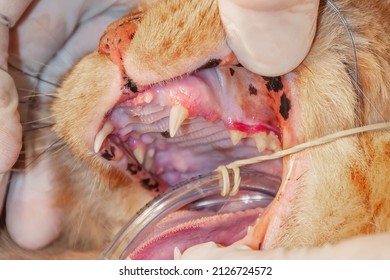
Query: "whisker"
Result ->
[[8, 64, 60, 87], [21, 116, 54, 125], [22, 123, 54, 132], [8, 53, 63, 71]]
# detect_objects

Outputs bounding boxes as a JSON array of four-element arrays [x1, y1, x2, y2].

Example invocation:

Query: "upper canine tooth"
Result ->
[[267, 132, 281, 152], [94, 122, 114, 153], [253, 132, 267, 152], [229, 130, 245, 146], [169, 105, 189, 137]]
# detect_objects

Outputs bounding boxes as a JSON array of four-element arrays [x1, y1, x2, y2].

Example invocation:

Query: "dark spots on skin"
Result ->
[[248, 83, 258, 96], [127, 163, 142, 175], [279, 92, 291, 120], [229, 68, 235, 76], [102, 150, 113, 161], [140, 178, 160, 192], [236, 63, 244, 67], [124, 79, 138, 93], [161, 130, 171, 138], [262, 76, 283, 92], [197, 58, 222, 71]]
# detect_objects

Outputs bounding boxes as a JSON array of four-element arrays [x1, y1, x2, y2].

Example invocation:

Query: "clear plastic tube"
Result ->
[[102, 169, 280, 260]]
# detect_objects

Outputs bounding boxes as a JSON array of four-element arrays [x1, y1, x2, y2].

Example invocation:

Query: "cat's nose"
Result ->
[[98, 12, 143, 69]]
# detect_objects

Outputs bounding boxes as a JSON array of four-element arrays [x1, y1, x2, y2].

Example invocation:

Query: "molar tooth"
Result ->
[[133, 146, 146, 164], [267, 132, 281, 152], [169, 105, 189, 137], [94, 122, 114, 153], [253, 132, 267, 152], [229, 130, 245, 146]]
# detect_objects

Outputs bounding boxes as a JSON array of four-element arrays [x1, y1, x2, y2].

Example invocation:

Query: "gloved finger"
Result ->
[[178, 234, 390, 259], [6, 0, 140, 250], [217, 0, 320, 76]]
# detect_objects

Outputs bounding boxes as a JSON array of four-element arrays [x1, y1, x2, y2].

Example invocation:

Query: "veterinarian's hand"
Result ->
[[0, 0, 32, 224], [177, 234, 390, 259], [217, 0, 320, 76], [3, 0, 140, 250]]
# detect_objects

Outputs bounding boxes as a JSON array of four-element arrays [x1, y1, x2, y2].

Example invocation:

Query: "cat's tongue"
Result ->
[[129, 208, 264, 260]]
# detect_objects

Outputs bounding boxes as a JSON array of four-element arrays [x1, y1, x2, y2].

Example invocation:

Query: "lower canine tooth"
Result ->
[[133, 146, 146, 164], [94, 122, 114, 153], [254, 132, 267, 152], [169, 105, 189, 137], [229, 130, 245, 146]]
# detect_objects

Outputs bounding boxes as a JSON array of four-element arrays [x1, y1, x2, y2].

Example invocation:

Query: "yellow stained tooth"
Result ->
[[253, 132, 267, 152], [94, 122, 114, 153], [133, 146, 146, 164], [268, 132, 281, 152], [169, 105, 189, 137], [229, 130, 245, 146]]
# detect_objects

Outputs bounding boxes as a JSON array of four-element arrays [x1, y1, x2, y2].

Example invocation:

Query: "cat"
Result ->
[[1, 0, 390, 259]]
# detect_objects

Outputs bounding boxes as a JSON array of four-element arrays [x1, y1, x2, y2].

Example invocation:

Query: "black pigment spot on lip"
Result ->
[[102, 150, 113, 161], [127, 163, 142, 175], [197, 58, 222, 71], [229, 68, 235, 76], [124, 79, 138, 93], [161, 130, 171, 138], [279, 92, 291, 120], [262, 76, 283, 92], [140, 178, 159, 192], [248, 83, 258, 96], [129, 33, 135, 40], [236, 63, 244, 67]]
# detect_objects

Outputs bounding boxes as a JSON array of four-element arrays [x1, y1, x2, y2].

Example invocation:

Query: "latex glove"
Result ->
[[217, 0, 320, 77], [3, 0, 140, 250], [177, 234, 390, 259], [0, 0, 30, 214]]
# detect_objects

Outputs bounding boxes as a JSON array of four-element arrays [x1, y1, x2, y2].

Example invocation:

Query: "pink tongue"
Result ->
[[129, 208, 263, 260]]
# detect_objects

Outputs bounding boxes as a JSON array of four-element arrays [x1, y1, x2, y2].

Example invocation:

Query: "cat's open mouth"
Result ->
[[91, 14, 299, 259]]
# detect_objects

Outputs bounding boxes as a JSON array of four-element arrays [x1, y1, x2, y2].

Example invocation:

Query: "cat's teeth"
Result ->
[[169, 105, 189, 137], [267, 132, 281, 152], [173, 247, 182, 260], [94, 122, 114, 153], [229, 130, 245, 146], [133, 146, 146, 164], [144, 148, 155, 171], [253, 132, 267, 152]]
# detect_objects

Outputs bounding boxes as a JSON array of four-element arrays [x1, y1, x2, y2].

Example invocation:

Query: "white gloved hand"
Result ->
[[177, 234, 390, 259], [2, 0, 140, 250], [217, 0, 320, 76]]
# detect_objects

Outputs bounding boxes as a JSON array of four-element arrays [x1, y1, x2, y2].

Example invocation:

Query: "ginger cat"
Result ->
[[1, 0, 390, 259]]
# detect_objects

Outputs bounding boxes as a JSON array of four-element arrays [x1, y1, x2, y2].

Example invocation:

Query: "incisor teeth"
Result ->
[[229, 130, 245, 146], [268, 132, 281, 151], [253, 132, 267, 152], [169, 105, 189, 137], [133, 146, 146, 164], [94, 122, 114, 153]]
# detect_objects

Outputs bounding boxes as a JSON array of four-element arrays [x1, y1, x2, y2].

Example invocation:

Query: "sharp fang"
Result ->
[[229, 130, 245, 146], [133, 146, 146, 164], [94, 122, 114, 153], [253, 132, 267, 152], [268, 132, 281, 152], [169, 105, 189, 137]]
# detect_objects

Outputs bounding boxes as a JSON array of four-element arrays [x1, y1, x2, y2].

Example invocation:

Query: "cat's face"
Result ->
[[52, 0, 390, 258]]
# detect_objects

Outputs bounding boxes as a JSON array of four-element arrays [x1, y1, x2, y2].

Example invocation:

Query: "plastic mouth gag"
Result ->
[[102, 170, 280, 260]]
